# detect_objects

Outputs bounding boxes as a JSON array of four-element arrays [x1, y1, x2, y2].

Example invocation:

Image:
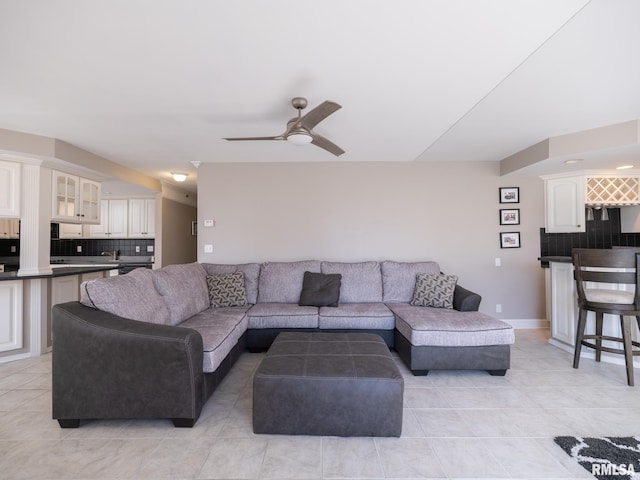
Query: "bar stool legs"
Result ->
[[572, 310, 637, 386]]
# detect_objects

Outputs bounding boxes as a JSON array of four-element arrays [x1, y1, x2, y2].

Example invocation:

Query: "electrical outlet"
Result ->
[[204, 244, 213, 253], [147, 245, 154, 253], [495, 257, 501, 267], [76, 245, 82, 253], [135, 246, 140, 253], [496, 304, 502, 313], [10, 246, 16, 253]]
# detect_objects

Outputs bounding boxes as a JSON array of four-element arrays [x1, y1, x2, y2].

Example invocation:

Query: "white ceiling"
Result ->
[[1, 0, 639, 193]]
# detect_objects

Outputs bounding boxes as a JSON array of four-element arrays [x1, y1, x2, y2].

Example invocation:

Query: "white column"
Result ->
[[17, 162, 53, 356], [18, 163, 51, 276]]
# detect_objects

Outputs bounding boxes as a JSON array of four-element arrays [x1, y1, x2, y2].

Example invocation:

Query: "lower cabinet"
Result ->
[[0, 280, 23, 352], [548, 262, 577, 346], [51, 275, 80, 305]]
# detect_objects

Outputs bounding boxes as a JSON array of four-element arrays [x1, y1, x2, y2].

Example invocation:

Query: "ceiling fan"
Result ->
[[223, 97, 345, 156]]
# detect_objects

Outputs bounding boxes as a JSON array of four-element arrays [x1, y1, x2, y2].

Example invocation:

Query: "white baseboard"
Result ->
[[548, 337, 640, 369], [503, 318, 549, 330]]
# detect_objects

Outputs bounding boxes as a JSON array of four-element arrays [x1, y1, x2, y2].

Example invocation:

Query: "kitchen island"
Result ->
[[0, 264, 121, 363], [543, 256, 640, 368]]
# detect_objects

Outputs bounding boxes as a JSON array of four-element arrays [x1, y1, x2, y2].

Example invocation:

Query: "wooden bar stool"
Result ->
[[572, 248, 640, 386]]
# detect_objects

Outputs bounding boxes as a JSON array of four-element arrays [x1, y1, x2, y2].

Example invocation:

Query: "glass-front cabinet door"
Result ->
[[52, 171, 79, 222], [80, 179, 101, 223]]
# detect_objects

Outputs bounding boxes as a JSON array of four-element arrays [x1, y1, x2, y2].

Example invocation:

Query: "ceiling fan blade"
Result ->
[[311, 134, 345, 156], [223, 136, 283, 141], [300, 101, 341, 130]]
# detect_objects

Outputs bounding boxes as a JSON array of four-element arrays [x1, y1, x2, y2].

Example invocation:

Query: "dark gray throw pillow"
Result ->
[[298, 271, 342, 307]]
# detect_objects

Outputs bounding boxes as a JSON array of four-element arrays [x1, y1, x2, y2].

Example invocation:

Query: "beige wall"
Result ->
[[197, 161, 545, 322], [161, 198, 197, 266]]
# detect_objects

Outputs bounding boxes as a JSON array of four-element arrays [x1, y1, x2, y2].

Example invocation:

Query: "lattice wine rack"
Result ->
[[586, 176, 640, 206]]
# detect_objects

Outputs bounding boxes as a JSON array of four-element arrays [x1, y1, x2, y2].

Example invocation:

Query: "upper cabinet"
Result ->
[[0, 160, 21, 217], [544, 174, 585, 233], [88, 199, 128, 238], [0, 219, 20, 239], [128, 198, 155, 237], [52, 171, 101, 224]]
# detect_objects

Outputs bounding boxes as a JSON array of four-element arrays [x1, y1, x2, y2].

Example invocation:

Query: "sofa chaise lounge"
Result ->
[[52, 260, 514, 428]]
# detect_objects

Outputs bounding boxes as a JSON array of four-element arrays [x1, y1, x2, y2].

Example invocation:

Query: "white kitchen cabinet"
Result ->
[[59, 223, 83, 238], [548, 262, 577, 346], [89, 199, 128, 238], [0, 280, 23, 352], [52, 171, 101, 224], [0, 160, 21, 217], [51, 275, 79, 306], [0, 219, 19, 239], [128, 198, 155, 238], [544, 175, 585, 233]]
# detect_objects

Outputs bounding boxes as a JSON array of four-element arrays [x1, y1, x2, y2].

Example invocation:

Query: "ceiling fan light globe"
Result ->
[[287, 132, 313, 146]]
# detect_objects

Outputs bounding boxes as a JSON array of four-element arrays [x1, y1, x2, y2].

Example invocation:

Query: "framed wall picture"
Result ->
[[499, 208, 520, 225], [499, 187, 519, 203], [500, 232, 521, 248]]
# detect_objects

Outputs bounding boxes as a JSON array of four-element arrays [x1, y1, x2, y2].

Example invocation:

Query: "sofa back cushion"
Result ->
[[80, 268, 171, 325], [381, 261, 441, 303], [257, 260, 321, 303], [321, 261, 382, 303], [152, 262, 210, 325], [201, 263, 261, 304]]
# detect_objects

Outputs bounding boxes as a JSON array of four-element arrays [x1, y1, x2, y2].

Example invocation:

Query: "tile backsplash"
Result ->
[[540, 207, 640, 258], [51, 238, 155, 257], [0, 239, 20, 256]]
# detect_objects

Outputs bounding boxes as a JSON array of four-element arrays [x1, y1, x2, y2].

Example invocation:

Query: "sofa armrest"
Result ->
[[453, 284, 482, 311], [52, 301, 204, 427]]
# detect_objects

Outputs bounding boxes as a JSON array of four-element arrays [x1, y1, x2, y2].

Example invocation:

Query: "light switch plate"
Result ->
[[76, 245, 82, 253]]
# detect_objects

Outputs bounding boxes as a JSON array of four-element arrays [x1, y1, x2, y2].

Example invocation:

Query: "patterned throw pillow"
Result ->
[[410, 273, 458, 309], [206, 273, 248, 307]]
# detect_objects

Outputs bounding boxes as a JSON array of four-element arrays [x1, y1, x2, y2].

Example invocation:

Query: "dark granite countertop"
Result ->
[[539, 256, 572, 268], [0, 265, 119, 281]]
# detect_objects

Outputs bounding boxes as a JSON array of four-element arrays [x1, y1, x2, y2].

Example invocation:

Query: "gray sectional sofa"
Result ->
[[52, 260, 515, 428]]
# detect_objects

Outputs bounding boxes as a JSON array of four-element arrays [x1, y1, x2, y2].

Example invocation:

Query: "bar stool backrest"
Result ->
[[572, 248, 640, 311]]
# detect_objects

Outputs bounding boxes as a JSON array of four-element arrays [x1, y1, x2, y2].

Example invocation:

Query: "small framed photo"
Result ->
[[499, 187, 519, 204], [191, 221, 198, 236], [499, 208, 520, 225], [500, 232, 521, 249]]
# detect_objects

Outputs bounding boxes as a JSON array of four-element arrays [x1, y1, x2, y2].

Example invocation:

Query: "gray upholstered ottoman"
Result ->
[[253, 332, 404, 437]]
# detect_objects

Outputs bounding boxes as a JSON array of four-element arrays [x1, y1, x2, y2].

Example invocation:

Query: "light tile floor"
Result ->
[[1, 329, 639, 479]]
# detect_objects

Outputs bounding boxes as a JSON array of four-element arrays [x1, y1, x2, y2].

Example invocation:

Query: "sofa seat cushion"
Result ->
[[181, 307, 249, 373], [246, 303, 319, 329], [152, 263, 210, 326], [201, 263, 261, 305], [388, 303, 515, 347], [381, 261, 441, 303], [80, 268, 171, 325], [321, 261, 383, 303], [258, 261, 321, 303], [318, 303, 395, 329]]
